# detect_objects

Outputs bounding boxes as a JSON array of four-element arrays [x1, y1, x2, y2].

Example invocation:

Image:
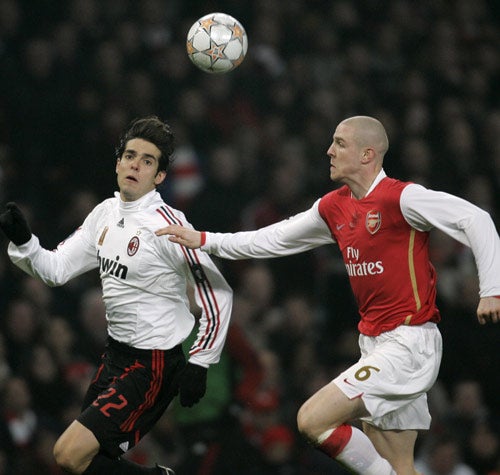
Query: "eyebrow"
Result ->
[[124, 149, 159, 161]]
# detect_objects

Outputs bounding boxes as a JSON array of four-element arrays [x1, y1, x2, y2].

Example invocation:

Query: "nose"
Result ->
[[327, 144, 335, 159]]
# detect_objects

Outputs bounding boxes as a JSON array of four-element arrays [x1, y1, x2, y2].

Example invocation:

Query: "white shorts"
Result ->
[[334, 322, 442, 430]]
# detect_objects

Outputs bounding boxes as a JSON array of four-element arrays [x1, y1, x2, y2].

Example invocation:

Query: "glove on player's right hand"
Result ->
[[178, 363, 208, 407], [0, 202, 32, 246]]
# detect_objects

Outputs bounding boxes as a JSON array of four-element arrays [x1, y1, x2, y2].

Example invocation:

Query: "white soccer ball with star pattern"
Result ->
[[186, 13, 248, 74]]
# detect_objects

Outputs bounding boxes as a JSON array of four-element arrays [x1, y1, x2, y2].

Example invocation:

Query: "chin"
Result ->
[[119, 188, 137, 201]]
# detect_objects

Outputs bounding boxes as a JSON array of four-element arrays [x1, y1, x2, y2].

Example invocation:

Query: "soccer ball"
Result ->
[[186, 13, 248, 74]]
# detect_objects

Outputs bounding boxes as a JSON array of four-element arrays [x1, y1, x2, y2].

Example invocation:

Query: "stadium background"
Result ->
[[0, 0, 499, 474]]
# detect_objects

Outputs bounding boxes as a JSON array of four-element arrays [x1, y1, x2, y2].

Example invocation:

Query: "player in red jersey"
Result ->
[[156, 116, 500, 475]]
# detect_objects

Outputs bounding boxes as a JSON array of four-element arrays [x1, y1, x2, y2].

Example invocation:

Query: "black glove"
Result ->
[[178, 363, 207, 407], [0, 202, 32, 245]]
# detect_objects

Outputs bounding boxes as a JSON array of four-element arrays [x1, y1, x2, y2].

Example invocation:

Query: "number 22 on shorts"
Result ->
[[92, 387, 128, 417]]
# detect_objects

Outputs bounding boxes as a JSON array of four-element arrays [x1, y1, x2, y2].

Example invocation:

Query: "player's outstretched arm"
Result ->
[[0, 202, 32, 245], [156, 224, 202, 249], [477, 297, 500, 325]]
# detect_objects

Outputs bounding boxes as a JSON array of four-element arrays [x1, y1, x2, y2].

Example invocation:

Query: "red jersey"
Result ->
[[318, 177, 441, 336]]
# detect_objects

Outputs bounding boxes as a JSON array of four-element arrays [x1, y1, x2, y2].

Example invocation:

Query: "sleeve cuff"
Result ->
[[200, 231, 207, 247]]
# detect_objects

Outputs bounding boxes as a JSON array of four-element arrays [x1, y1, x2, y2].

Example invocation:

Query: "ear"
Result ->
[[155, 170, 167, 185], [116, 158, 121, 173], [361, 148, 375, 164]]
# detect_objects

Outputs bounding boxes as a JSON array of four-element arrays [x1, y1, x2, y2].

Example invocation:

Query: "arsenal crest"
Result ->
[[365, 210, 382, 234], [127, 236, 140, 256]]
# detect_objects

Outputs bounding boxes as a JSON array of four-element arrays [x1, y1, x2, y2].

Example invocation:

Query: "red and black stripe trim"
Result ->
[[120, 349, 163, 432], [156, 206, 221, 354]]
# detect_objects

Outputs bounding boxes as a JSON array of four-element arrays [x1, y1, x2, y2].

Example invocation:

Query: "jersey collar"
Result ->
[[114, 189, 158, 213], [365, 169, 387, 197]]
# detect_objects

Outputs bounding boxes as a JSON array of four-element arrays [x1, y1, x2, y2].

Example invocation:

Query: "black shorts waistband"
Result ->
[[106, 336, 183, 357]]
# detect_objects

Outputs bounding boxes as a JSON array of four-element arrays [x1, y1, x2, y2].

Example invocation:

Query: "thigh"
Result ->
[[54, 420, 100, 472], [298, 379, 369, 439], [334, 323, 442, 430], [78, 346, 185, 457], [81, 356, 109, 412]]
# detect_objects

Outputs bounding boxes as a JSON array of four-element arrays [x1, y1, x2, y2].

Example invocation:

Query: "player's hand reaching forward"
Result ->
[[477, 297, 500, 325], [155, 224, 203, 249]]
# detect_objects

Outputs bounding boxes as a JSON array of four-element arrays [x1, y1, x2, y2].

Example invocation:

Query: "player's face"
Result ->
[[116, 138, 166, 202], [327, 123, 363, 183]]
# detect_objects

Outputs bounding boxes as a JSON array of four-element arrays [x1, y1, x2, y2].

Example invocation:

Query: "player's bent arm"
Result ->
[[401, 184, 500, 298]]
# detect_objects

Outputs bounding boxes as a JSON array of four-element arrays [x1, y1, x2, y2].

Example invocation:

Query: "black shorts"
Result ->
[[78, 337, 185, 457]]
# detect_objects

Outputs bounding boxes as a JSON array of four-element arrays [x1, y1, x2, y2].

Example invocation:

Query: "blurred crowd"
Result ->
[[0, 0, 499, 474]]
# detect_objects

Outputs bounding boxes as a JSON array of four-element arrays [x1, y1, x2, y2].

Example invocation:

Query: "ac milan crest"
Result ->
[[365, 210, 382, 234], [127, 236, 140, 256]]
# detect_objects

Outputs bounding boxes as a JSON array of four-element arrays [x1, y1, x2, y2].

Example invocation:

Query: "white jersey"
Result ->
[[202, 170, 500, 298], [8, 189, 233, 367]]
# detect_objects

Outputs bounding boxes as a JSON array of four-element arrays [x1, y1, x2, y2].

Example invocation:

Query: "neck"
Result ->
[[343, 176, 373, 200], [345, 167, 383, 199]]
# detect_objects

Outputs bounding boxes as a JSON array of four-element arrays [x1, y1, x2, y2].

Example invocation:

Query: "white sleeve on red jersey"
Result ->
[[202, 199, 333, 259], [400, 183, 500, 297]]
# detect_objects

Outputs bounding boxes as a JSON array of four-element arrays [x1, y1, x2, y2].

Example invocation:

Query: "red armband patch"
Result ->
[[200, 231, 206, 247]]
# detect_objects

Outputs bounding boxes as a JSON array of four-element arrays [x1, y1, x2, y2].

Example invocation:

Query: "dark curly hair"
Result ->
[[115, 116, 175, 173]]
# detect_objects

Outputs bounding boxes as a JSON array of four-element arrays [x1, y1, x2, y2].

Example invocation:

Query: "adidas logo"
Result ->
[[119, 441, 129, 452], [117, 218, 124, 228]]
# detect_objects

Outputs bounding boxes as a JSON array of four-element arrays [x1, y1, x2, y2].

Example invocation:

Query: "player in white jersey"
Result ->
[[156, 116, 500, 475], [0, 116, 233, 475]]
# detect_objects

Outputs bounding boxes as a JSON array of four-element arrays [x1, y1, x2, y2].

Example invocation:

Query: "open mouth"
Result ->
[[126, 175, 138, 182]]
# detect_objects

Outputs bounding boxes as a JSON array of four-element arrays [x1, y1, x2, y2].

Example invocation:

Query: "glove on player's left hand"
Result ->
[[0, 202, 32, 246], [178, 363, 207, 407]]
